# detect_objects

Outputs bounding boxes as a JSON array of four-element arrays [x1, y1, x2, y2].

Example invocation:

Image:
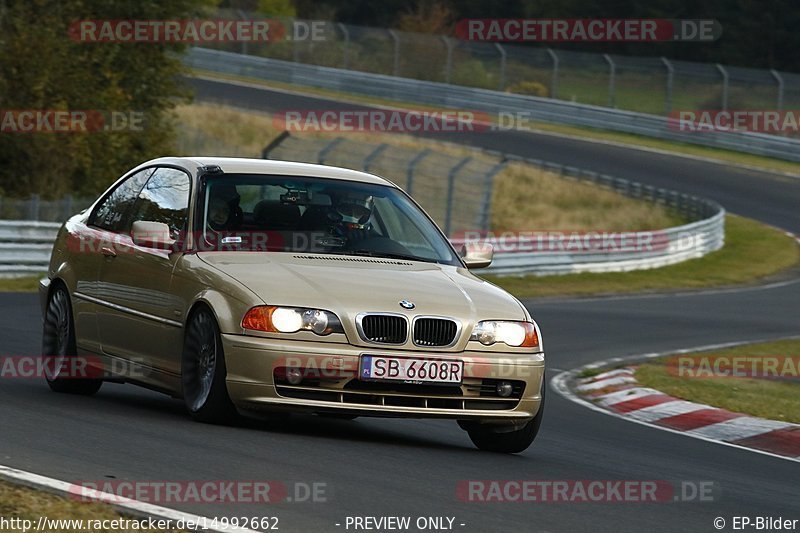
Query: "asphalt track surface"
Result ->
[[1, 78, 799, 532]]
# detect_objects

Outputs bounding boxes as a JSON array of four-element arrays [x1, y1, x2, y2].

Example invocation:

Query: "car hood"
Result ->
[[196, 252, 527, 325]]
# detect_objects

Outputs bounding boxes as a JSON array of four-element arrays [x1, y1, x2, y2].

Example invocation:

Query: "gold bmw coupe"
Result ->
[[40, 157, 545, 453]]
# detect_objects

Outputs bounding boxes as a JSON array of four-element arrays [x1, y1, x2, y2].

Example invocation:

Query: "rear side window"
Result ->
[[89, 168, 154, 232], [127, 167, 192, 236]]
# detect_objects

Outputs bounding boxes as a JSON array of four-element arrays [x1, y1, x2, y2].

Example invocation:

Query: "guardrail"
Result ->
[[186, 47, 800, 162], [0, 221, 60, 277]]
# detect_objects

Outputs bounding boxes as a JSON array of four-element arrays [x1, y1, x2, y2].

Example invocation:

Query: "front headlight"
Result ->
[[242, 306, 344, 335], [469, 320, 540, 348]]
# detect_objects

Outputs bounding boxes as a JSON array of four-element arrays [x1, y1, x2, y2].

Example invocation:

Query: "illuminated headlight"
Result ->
[[242, 306, 344, 336], [469, 320, 540, 348]]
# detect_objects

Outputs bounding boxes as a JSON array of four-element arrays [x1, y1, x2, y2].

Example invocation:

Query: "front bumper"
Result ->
[[222, 334, 544, 423]]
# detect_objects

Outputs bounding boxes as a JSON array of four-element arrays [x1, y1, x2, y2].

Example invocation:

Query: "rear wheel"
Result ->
[[42, 286, 102, 395], [181, 307, 238, 424], [465, 382, 545, 453]]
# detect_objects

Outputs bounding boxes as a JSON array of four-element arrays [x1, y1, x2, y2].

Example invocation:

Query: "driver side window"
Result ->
[[89, 168, 154, 232], [127, 167, 192, 236]]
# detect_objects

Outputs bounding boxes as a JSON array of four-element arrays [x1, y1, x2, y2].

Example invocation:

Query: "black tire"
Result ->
[[42, 286, 103, 395], [466, 381, 545, 454], [181, 307, 238, 424]]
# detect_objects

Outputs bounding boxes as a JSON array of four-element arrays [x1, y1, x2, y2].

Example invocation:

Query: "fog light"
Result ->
[[286, 368, 303, 385], [496, 381, 514, 397]]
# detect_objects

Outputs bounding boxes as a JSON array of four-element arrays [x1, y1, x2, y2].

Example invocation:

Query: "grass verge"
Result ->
[[486, 214, 800, 298], [0, 479, 184, 532], [635, 339, 800, 424], [191, 70, 800, 176], [0, 276, 41, 293]]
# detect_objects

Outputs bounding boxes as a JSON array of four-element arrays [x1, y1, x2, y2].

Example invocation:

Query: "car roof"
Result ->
[[139, 156, 397, 187]]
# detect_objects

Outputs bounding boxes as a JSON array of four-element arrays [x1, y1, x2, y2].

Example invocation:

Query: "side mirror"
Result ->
[[461, 242, 493, 269], [131, 221, 176, 251]]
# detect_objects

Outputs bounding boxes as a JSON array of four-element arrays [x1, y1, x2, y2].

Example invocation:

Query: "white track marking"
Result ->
[[0, 464, 260, 533]]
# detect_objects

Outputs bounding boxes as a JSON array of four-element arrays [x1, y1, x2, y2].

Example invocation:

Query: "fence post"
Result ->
[[495, 43, 507, 91], [261, 131, 291, 159], [29, 194, 40, 221], [406, 148, 431, 195], [363, 143, 388, 173], [546, 48, 559, 99], [444, 157, 472, 236], [237, 10, 249, 55], [318, 137, 345, 164], [716, 64, 729, 111], [388, 29, 400, 76], [603, 54, 616, 108], [338, 23, 350, 69], [479, 160, 507, 232], [771, 69, 784, 112], [441, 36, 454, 83], [661, 57, 674, 114]]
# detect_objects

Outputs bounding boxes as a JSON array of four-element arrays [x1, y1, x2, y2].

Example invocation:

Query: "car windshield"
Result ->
[[198, 174, 461, 266]]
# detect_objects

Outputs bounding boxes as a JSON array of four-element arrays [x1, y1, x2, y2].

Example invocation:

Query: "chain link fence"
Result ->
[[201, 12, 798, 120]]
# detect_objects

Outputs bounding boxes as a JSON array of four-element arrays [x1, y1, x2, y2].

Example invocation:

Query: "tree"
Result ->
[[0, 0, 214, 198]]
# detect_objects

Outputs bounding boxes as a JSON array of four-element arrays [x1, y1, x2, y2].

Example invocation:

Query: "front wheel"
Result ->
[[42, 286, 102, 395], [181, 307, 238, 424], [465, 382, 545, 453]]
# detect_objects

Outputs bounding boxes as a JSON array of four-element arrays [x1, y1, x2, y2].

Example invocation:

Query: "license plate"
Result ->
[[360, 355, 463, 384]]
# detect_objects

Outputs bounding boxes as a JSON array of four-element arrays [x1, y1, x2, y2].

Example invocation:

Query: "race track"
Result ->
[[1, 78, 798, 532]]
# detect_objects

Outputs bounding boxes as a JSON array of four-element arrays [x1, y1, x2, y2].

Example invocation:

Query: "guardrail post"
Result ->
[[362, 143, 388, 173], [661, 57, 674, 114], [771, 69, 784, 112], [338, 23, 350, 69], [441, 36, 454, 83], [603, 54, 616, 108], [716, 64, 729, 111], [28, 195, 40, 221], [406, 148, 431, 195], [388, 29, 400, 76], [444, 157, 472, 236], [495, 43, 507, 91], [546, 48, 559, 98], [318, 137, 345, 164]]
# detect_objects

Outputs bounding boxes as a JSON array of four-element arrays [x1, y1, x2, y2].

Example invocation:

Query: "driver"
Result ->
[[330, 192, 375, 241], [206, 183, 242, 233]]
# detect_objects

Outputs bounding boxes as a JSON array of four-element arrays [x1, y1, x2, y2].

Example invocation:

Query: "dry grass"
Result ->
[[491, 163, 683, 231], [0, 480, 184, 532], [173, 103, 682, 231]]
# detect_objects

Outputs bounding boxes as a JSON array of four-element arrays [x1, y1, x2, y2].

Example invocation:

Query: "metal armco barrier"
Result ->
[[185, 48, 800, 162], [0, 221, 60, 277]]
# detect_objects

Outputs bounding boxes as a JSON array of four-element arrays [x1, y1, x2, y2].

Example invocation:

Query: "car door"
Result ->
[[73, 167, 155, 354], [96, 167, 192, 379]]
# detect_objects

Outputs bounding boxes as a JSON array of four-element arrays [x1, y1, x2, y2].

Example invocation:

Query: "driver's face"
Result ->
[[208, 196, 231, 226]]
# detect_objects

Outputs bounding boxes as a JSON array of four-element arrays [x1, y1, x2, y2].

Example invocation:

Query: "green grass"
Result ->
[[635, 339, 800, 423], [192, 69, 800, 176], [0, 276, 41, 292], [485, 214, 800, 298]]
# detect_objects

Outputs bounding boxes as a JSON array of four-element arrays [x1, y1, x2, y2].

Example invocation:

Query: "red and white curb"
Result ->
[[551, 338, 800, 464]]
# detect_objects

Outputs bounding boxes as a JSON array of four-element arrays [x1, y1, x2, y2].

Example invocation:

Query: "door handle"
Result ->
[[100, 246, 117, 258]]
